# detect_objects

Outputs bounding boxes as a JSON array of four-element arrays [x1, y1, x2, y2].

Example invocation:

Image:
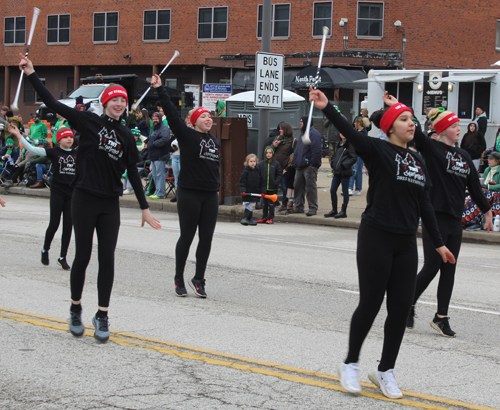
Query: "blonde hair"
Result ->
[[428, 107, 454, 140], [244, 153, 258, 166]]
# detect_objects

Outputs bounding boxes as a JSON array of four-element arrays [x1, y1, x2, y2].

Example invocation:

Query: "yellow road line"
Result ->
[[0, 307, 496, 410]]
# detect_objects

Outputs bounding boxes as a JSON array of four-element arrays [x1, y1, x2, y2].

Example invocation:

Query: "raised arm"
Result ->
[[18, 54, 83, 123], [151, 74, 187, 139], [309, 87, 372, 155], [7, 124, 46, 157]]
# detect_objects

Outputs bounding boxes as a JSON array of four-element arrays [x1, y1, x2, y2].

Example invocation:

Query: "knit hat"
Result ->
[[428, 107, 459, 134], [75, 95, 84, 104], [6, 111, 13, 118], [101, 86, 128, 107], [488, 151, 500, 160], [56, 127, 74, 143], [379, 103, 413, 135], [131, 128, 141, 137], [427, 129, 437, 138], [151, 112, 161, 121], [190, 107, 210, 126], [5, 138, 14, 147]]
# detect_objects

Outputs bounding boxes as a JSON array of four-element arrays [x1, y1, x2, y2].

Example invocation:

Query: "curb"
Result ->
[[2, 186, 499, 245]]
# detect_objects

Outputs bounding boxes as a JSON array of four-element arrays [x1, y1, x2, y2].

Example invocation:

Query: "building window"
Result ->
[[496, 19, 500, 50], [144, 9, 170, 41], [93, 12, 118, 43], [4, 16, 26, 45], [313, 2, 332, 36], [357, 2, 383, 37], [257, 4, 290, 38], [458, 82, 491, 120], [24, 78, 45, 103], [47, 14, 70, 43], [198, 7, 228, 40], [165, 79, 177, 88], [385, 82, 413, 108]]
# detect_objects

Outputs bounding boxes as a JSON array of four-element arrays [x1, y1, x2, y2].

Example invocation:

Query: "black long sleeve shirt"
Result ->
[[413, 128, 491, 219], [28, 72, 149, 209], [322, 103, 443, 247], [156, 86, 220, 192]]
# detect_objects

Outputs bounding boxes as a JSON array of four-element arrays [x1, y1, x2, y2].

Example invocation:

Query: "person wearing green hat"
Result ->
[[216, 100, 226, 117], [0, 138, 20, 164]]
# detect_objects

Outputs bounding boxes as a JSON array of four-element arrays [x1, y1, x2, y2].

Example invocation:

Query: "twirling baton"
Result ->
[[11, 7, 41, 111], [131, 50, 180, 111], [302, 26, 329, 145]]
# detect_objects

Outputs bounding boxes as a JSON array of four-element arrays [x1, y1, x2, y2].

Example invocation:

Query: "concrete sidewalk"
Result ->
[[2, 157, 499, 245]]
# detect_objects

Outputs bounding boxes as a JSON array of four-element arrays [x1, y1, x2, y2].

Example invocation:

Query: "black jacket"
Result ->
[[147, 122, 170, 161], [239, 166, 264, 201], [257, 159, 282, 192], [330, 140, 357, 177]]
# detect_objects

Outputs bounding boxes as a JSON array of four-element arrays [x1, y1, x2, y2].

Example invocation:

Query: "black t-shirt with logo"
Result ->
[[413, 128, 491, 218], [44, 147, 77, 197], [156, 86, 220, 192], [28, 72, 149, 209], [322, 103, 443, 247]]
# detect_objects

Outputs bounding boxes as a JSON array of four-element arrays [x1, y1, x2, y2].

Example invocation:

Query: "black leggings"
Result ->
[[330, 175, 350, 209], [175, 187, 219, 282], [346, 222, 418, 371], [70, 189, 120, 308], [413, 213, 462, 316], [43, 190, 72, 258], [262, 192, 276, 219]]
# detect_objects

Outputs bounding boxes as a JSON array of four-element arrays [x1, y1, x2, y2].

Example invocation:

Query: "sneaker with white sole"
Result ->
[[338, 362, 361, 394], [368, 368, 403, 399], [352, 190, 361, 196]]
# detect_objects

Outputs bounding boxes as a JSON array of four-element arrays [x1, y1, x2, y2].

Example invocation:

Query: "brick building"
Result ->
[[1, 0, 500, 120]]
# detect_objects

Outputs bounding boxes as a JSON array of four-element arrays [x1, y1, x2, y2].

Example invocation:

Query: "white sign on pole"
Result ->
[[254, 52, 284, 109]]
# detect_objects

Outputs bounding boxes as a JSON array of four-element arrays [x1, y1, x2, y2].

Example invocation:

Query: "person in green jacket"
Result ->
[[216, 100, 226, 117], [30, 113, 48, 141]]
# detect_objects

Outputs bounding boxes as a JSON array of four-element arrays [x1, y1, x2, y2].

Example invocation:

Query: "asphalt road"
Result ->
[[0, 195, 499, 410]]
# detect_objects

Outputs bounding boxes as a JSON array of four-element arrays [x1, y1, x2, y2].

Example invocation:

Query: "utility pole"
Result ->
[[257, 0, 272, 158]]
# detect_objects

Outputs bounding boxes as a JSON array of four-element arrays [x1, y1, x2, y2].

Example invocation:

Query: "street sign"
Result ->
[[254, 52, 284, 109]]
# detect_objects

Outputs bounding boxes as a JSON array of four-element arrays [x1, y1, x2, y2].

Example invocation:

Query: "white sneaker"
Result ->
[[123, 189, 133, 195], [353, 190, 361, 196], [338, 362, 361, 394], [348, 189, 353, 196], [368, 368, 403, 399]]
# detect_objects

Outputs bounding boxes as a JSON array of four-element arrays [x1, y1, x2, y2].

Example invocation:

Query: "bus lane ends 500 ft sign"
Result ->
[[254, 52, 284, 109]]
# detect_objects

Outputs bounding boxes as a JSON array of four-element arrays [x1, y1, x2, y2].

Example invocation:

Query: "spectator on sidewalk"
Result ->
[[292, 116, 322, 216]]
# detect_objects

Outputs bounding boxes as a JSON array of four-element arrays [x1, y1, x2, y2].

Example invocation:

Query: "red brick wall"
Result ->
[[1, 0, 499, 69]]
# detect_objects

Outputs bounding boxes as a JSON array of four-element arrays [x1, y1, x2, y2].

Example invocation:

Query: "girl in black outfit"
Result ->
[[309, 87, 455, 399], [9, 126, 77, 270], [19, 54, 161, 343], [324, 133, 357, 219], [151, 74, 220, 299], [256, 147, 281, 224], [240, 154, 264, 226], [388, 101, 494, 338]]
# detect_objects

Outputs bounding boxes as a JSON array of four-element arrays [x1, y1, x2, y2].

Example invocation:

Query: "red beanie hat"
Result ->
[[56, 127, 74, 143], [190, 107, 210, 126], [101, 86, 128, 107], [379, 103, 413, 135]]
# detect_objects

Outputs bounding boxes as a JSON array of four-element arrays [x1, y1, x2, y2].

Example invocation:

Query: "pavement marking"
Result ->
[[0, 307, 497, 410], [336, 289, 500, 316]]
